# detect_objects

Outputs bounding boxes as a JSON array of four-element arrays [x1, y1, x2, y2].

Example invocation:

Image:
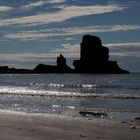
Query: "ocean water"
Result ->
[[0, 73, 140, 122]]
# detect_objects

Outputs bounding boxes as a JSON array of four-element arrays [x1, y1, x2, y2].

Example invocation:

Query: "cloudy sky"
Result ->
[[0, 0, 140, 72]]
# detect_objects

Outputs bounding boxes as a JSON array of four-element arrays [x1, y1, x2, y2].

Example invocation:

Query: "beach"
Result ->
[[0, 74, 139, 139], [0, 111, 139, 140]]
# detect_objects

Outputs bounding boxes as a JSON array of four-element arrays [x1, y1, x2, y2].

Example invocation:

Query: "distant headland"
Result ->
[[0, 35, 129, 74]]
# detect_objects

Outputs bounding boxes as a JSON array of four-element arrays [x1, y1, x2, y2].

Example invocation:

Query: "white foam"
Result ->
[[47, 83, 97, 88], [52, 105, 62, 108], [82, 84, 97, 88], [0, 86, 139, 99], [0, 86, 85, 96], [66, 106, 75, 109], [48, 83, 64, 87]]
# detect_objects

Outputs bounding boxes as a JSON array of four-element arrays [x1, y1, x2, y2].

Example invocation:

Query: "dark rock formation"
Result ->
[[9, 68, 32, 74], [0, 35, 129, 74], [135, 117, 140, 120], [33, 64, 57, 73], [56, 54, 73, 73], [0, 66, 32, 74], [73, 35, 129, 74], [0, 66, 9, 73], [33, 54, 72, 73], [79, 111, 108, 118]]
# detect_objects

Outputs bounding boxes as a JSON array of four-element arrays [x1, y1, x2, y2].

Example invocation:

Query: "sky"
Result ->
[[0, 0, 140, 72]]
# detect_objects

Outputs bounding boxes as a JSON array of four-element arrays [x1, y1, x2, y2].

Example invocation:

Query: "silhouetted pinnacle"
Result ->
[[73, 35, 129, 74]]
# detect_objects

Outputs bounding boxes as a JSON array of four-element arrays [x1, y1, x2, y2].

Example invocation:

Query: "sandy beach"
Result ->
[[0, 111, 139, 140]]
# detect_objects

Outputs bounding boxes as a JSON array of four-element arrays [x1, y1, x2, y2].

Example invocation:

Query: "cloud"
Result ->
[[3, 31, 50, 41], [47, 0, 65, 4], [3, 25, 140, 40], [52, 43, 80, 58], [0, 53, 58, 62], [0, 6, 14, 12], [64, 25, 140, 34], [20, 0, 65, 10], [0, 43, 80, 65], [106, 42, 140, 48], [65, 37, 74, 41], [0, 52, 59, 69], [21, 1, 46, 9], [105, 42, 140, 72], [0, 4, 125, 27], [105, 42, 140, 57]]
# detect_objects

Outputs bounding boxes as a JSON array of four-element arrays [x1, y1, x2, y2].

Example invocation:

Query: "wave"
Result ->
[[27, 82, 140, 91], [28, 83, 97, 88], [100, 85, 140, 90], [0, 86, 140, 99]]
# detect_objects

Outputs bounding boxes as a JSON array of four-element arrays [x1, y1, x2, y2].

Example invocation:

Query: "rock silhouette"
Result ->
[[73, 35, 129, 74], [0, 66, 32, 74], [0, 35, 129, 74], [56, 54, 73, 73], [79, 111, 108, 118], [33, 54, 72, 73]]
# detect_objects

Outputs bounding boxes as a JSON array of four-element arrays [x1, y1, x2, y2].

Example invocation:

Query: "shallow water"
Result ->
[[0, 73, 140, 122]]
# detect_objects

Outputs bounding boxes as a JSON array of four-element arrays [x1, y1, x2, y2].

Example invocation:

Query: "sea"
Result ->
[[0, 73, 140, 122]]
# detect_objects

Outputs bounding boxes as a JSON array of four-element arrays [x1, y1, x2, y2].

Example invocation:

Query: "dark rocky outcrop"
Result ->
[[79, 111, 108, 118], [135, 117, 140, 120], [0, 66, 32, 74], [56, 54, 73, 73], [33, 64, 57, 73], [33, 54, 72, 73], [0, 35, 129, 74], [73, 35, 129, 74], [0, 66, 9, 73]]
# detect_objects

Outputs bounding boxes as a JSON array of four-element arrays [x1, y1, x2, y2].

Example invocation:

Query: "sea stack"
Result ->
[[73, 35, 129, 74], [56, 54, 73, 73], [33, 54, 72, 73]]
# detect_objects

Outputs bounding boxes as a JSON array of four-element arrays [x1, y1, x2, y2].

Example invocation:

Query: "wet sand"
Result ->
[[0, 111, 139, 140]]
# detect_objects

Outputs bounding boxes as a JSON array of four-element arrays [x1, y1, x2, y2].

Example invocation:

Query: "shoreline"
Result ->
[[0, 110, 139, 140]]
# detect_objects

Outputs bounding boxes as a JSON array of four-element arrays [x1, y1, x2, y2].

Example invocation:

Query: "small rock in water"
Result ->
[[135, 117, 140, 120], [79, 111, 108, 118], [121, 121, 128, 124], [130, 125, 137, 129], [80, 134, 86, 138]]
